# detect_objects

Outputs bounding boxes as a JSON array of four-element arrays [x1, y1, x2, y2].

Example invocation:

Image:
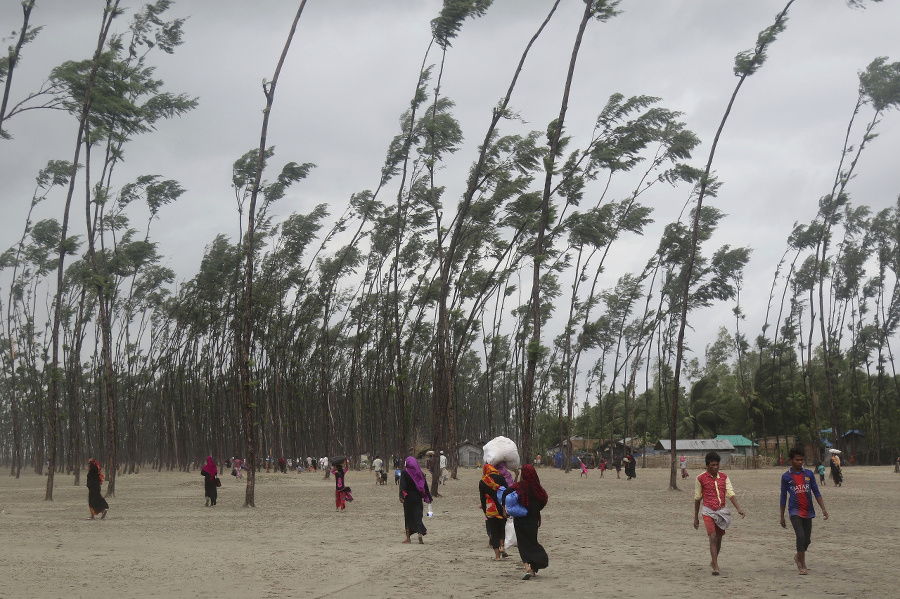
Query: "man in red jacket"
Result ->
[[693, 452, 746, 575]]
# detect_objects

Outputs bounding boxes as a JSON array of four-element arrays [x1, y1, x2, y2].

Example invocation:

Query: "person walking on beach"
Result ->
[[780, 448, 828, 575], [332, 460, 352, 511], [623, 453, 637, 480], [693, 452, 746, 575], [829, 454, 842, 487], [579, 458, 589, 478], [86, 459, 109, 520], [373, 455, 384, 485], [613, 455, 622, 478], [480, 464, 508, 561], [816, 462, 826, 486], [439, 451, 449, 485], [201, 456, 218, 507], [598, 457, 607, 477], [507, 464, 549, 580], [399, 456, 433, 544], [680, 454, 688, 479]]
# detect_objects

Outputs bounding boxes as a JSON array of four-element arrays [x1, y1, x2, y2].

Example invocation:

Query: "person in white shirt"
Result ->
[[373, 455, 384, 485], [439, 451, 448, 484]]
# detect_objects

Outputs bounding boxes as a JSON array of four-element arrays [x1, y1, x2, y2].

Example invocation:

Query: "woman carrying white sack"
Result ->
[[483, 436, 521, 552]]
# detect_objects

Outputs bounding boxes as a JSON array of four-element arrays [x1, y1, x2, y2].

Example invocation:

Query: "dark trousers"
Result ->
[[789, 515, 812, 552], [486, 517, 506, 549]]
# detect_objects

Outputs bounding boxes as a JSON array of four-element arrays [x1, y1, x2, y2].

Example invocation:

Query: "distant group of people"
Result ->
[[572, 453, 635, 480]]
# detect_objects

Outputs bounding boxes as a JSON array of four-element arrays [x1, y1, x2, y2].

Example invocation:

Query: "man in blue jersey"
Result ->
[[780, 448, 829, 575]]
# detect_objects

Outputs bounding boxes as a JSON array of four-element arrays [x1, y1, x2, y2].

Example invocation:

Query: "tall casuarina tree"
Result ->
[[239, 1, 311, 507], [44, 0, 122, 501], [669, 0, 794, 491], [523, 0, 621, 464], [50, 0, 195, 497], [0, 0, 39, 139]]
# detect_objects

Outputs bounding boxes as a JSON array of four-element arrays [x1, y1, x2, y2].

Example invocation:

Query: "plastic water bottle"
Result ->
[[427, 503, 434, 518]]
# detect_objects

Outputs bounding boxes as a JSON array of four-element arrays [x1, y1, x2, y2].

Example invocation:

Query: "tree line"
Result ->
[[1, 0, 897, 503]]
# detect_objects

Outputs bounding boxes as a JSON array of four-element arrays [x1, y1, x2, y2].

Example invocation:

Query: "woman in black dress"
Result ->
[[829, 454, 843, 486], [624, 453, 637, 480], [201, 456, 218, 506], [399, 456, 433, 543], [86, 459, 109, 520], [508, 464, 548, 579]]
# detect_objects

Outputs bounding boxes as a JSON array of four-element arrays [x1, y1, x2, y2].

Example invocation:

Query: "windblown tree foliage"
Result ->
[[1, 1, 899, 506]]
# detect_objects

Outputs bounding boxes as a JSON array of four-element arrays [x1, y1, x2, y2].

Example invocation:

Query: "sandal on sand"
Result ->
[[522, 572, 532, 580], [501, 551, 509, 558]]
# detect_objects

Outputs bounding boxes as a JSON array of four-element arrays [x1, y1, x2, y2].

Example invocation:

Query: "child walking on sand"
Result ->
[[693, 452, 746, 575], [780, 448, 828, 575]]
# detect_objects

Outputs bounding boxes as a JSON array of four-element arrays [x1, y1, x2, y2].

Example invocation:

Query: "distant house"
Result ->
[[819, 429, 868, 460], [546, 436, 601, 456], [655, 439, 736, 465], [457, 441, 483, 468], [598, 437, 643, 456], [715, 435, 758, 457], [841, 430, 867, 458]]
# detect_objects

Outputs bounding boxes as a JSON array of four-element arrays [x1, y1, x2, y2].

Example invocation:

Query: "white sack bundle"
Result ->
[[482, 436, 520, 469]]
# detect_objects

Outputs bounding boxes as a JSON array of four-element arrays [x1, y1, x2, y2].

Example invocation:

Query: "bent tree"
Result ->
[[669, 0, 794, 491], [239, 1, 312, 507]]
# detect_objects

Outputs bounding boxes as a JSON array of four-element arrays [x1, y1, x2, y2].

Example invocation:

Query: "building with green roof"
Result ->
[[715, 435, 757, 457]]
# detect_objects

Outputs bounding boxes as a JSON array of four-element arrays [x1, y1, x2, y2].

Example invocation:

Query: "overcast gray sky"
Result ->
[[2, 0, 899, 379]]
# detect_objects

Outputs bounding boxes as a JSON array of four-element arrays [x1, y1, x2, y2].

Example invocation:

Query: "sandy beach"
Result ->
[[1, 464, 897, 598]]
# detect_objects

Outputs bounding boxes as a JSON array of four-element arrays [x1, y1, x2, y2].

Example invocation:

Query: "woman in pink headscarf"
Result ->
[[201, 456, 218, 507], [399, 456, 433, 544]]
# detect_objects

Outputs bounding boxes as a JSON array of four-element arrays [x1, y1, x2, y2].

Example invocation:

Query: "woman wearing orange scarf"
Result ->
[[479, 464, 507, 560]]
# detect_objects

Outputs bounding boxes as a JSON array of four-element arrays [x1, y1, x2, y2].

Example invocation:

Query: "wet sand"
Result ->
[[1, 464, 896, 598]]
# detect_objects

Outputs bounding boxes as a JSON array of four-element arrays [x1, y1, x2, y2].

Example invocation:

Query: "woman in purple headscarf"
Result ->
[[399, 456, 433, 544], [496, 461, 517, 487]]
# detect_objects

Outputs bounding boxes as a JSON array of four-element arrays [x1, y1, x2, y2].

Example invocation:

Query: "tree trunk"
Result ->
[[524, 0, 593, 465], [46, 0, 121, 500], [240, 1, 307, 507]]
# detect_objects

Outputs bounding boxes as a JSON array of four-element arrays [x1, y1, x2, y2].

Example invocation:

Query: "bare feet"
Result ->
[[401, 539, 411, 544], [794, 556, 807, 575], [418, 534, 424, 544], [101, 510, 107, 520], [711, 561, 720, 575]]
